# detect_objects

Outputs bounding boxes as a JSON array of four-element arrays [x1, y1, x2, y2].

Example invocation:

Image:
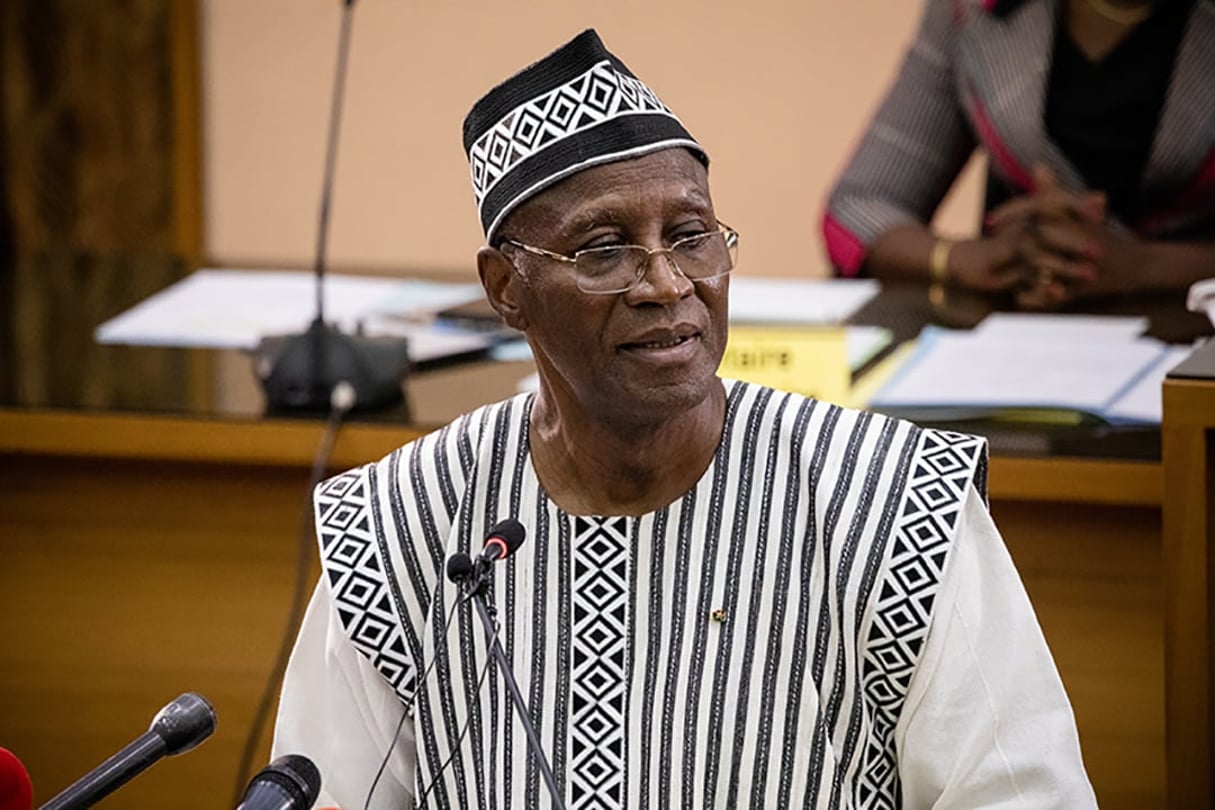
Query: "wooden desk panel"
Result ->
[[994, 500, 1163, 810], [0, 456, 317, 809], [0, 410, 1167, 808], [1162, 375, 1215, 809]]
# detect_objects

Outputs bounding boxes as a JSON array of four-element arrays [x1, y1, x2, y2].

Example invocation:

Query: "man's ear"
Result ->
[[477, 245, 528, 331]]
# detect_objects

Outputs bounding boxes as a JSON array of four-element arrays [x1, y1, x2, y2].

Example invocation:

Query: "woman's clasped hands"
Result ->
[[949, 165, 1142, 310]]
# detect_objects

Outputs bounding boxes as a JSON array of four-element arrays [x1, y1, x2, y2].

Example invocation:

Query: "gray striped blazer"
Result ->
[[823, 0, 1215, 276]]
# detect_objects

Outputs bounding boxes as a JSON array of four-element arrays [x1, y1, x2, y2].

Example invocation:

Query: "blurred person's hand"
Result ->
[[986, 164, 1108, 309], [944, 229, 1026, 294]]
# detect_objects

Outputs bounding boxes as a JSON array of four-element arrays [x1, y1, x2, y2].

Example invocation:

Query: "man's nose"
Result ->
[[628, 249, 692, 302]]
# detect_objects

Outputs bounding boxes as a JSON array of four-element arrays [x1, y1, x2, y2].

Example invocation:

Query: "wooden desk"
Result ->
[[0, 407, 1165, 809], [1163, 356, 1215, 809], [987, 461, 1163, 810]]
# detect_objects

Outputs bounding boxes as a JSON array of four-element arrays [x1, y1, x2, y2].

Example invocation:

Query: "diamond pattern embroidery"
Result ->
[[469, 61, 675, 208], [316, 470, 417, 706], [569, 516, 630, 810], [858, 431, 985, 808]]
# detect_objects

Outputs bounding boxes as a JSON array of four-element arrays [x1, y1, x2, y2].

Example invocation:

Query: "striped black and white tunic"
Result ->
[[274, 380, 1096, 809]]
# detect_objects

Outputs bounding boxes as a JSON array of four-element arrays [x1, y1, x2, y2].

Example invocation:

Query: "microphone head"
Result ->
[[240, 754, 321, 810], [446, 552, 475, 583], [0, 748, 32, 810], [149, 692, 217, 756], [488, 519, 526, 557]]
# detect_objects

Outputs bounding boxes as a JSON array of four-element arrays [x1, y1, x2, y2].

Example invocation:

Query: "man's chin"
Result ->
[[598, 373, 722, 427]]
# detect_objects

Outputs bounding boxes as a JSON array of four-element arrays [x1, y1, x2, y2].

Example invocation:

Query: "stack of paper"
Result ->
[[869, 313, 1192, 425], [94, 268, 496, 363], [721, 277, 888, 404], [728, 277, 879, 324]]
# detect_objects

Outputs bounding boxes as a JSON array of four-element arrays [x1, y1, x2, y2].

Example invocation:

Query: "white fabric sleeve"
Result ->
[[896, 485, 1098, 809], [271, 582, 417, 810]]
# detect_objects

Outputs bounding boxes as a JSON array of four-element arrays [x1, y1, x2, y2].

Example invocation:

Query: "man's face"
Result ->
[[482, 148, 729, 430]]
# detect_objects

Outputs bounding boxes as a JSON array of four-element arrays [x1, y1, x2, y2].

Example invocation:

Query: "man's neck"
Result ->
[[528, 386, 726, 516]]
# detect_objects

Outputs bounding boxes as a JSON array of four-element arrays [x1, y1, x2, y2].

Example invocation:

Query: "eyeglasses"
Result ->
[[501, 224, 739, 295]]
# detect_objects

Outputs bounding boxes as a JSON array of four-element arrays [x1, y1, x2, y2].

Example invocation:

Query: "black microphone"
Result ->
[[445, 520, 526, 592], [473, 519, 526, 576], [446, 552, 476, 584], [254, 0, 411, 416], [235, 754, 321, 810], [40, 692, 216, 810]]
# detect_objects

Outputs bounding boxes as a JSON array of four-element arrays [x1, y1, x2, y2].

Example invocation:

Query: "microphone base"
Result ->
[[254, 319, 412, 416]]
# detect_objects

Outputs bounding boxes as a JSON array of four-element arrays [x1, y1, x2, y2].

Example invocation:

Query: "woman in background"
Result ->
[[823, 0, 1215, 310]]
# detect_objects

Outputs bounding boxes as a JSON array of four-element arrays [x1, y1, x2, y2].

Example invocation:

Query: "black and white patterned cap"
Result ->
[[463, 29, 708, 242]]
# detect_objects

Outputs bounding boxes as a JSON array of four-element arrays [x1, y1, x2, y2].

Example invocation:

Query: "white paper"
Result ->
[[1104, 345, 1197, 424], [355, 317, 501, 364], [94, 269, 485, 354], [846, 326, 892, 371], [971, 312, 1148, 342], [517, 371, 540, 393], [871, 328, 1168, 417], [728, 277, 879, 325]]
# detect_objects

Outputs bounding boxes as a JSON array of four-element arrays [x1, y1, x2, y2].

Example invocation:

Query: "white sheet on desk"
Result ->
[[94, 268, 485, 352], [1103, 345, 1197, 424], [870, 327, 1168, 415], [846, 326, 892, 370], [972, 312, 1148, 342], [355, 317, 501, 363], [727, 277, 879, 324]]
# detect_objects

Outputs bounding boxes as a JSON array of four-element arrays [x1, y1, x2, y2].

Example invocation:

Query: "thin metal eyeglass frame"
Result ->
[[500, 223, 739, 295]]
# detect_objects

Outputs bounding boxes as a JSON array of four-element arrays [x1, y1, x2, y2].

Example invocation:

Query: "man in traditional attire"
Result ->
[[272, 28, 1096, 809]]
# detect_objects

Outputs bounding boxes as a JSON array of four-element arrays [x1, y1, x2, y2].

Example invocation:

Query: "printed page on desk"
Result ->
[[728, 277, 879, 324], [1104, 344, 1198, 423], [971, 312, 1149, 342], [869, 317, 1170, 423], [93, 268, 493, 363]]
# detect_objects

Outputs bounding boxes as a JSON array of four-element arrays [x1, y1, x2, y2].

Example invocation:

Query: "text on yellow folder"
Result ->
[[718, 326, 850, 404]]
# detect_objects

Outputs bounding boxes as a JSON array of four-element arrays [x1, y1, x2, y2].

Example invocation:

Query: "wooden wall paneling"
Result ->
[[1162, 377, 1215, 809]]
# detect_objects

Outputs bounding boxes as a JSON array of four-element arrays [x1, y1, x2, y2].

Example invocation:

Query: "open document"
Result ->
[[727, 277, 879, 324], [94, 268, 497, 364], [869, 314, 1198, 425]]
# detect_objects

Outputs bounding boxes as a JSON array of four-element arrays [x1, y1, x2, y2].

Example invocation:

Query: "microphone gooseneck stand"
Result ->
[[254, 0, 412, 416], [450, 558, 567, 810]]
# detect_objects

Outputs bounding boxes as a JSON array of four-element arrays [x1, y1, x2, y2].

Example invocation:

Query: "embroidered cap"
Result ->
[[463, 29, 708, 242]]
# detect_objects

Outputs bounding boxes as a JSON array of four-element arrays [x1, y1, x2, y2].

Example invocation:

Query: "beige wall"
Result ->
[[200, 0, 985, 280]]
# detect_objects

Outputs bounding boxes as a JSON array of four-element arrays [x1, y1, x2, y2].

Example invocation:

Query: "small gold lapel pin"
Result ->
[[710, 608, 728, 624]]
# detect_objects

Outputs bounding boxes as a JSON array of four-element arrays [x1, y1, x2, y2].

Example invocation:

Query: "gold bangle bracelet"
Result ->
[[929, 238, 954, 285]]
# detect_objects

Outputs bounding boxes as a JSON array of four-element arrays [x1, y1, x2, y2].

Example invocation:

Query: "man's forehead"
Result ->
[[507, 149, 712, 235]]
